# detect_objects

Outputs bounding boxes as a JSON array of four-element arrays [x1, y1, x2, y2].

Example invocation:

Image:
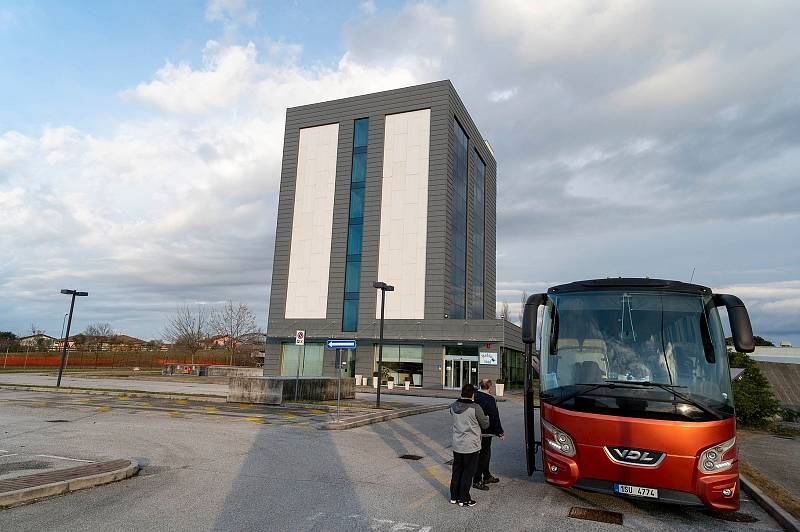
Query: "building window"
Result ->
[[449, 118, 469, 319], [374, 344, 423, 386], [281, 343, 324, 377], [470, 150, 485, 319], [343, 118, 369, 332], [501, 348, 525, 389]]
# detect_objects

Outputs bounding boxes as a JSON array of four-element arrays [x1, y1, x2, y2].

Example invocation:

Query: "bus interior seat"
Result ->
[[575, 361, 604, 383]]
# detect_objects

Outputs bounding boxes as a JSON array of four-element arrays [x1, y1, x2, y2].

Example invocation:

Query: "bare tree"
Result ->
[[84, 322, 114, 337], [209, 301, 258, 365], [518, 291, 528, 324], [163, 305, 208, 364], [500, 301, 510, 321]]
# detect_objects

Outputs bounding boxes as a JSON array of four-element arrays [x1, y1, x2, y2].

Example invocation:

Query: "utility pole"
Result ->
[[372, 281, 394, 408], [57, 289, 88, 387]]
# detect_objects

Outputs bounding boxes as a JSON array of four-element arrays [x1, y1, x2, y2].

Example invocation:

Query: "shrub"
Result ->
[[729, 351, 781, 428]]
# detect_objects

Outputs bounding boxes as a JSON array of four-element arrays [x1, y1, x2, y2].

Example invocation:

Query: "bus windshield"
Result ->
[[539, 290, 734, 421]]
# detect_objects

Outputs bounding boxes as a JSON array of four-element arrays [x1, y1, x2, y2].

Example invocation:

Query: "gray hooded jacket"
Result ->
[[450, 398, 490, 454]]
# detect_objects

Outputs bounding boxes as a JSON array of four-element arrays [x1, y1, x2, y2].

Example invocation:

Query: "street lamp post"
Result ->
[[57, 289, 88, 387], [372, 281, 394, 408]]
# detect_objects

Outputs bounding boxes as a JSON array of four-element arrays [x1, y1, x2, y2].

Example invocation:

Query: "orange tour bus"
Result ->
[[520, 278, 755, 510]]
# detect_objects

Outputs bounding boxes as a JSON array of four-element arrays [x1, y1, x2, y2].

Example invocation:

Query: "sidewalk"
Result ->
[[738, 429, 800, 523], [0, 373, 228, 396]]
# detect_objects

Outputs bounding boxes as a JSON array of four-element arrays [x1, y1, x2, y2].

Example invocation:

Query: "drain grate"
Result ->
[[399, 454, 424, 461], [0, 460, 53, 475], [568, 507, 623, 526], [702, 510, 758, 523], [46, 419, 70, 423]]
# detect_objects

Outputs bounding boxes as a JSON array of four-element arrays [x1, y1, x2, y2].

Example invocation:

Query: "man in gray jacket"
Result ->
[[449, 383, 489, 507]]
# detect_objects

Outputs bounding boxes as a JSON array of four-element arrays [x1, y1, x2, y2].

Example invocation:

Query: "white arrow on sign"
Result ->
[[326, 339, 357, 349]]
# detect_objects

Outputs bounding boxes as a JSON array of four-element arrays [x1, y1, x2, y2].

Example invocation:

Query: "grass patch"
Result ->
[[741, 461, 800, 520]]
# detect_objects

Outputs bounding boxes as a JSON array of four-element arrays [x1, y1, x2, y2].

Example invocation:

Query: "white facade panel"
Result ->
[[285, 123, 339, 319], [377, 109, 430, 319]]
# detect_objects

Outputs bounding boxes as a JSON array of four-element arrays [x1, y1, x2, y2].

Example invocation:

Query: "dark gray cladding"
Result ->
[[265, 80, 514, 387]]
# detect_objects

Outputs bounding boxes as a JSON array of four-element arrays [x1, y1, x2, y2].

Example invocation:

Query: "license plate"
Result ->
[[614, 483, 658, 499]]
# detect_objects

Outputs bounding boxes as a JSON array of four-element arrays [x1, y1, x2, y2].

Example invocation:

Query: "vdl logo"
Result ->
[[604, 446, 665, 467]]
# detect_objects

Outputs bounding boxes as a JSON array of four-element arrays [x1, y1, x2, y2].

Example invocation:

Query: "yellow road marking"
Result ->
[[137, 402, 151, 407], [118, 395, 130, 401], [294, 421, 310, 426], [278, 412, 298, 419], [31, 401, 47, 407], [175, 399, 188, 405], [308, 409, 327, 415], [96, 405, 111, 412], [169, 411, 184, 418], [408, 489, 441, 510], [205, 407, 219, 414], [237, 404, 251, 409], [420, 464, 450, 487], [242, 416, 268, 424], [78, 399, 91, 404]]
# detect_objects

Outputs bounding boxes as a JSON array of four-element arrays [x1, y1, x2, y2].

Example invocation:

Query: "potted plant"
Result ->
[[387, 376, 395, 390], [372, 371, 379, 389], [495, 378, 505, 397], [404, 376, 411, 391]]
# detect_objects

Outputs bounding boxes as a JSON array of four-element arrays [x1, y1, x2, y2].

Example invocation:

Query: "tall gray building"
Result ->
[[265, 80, 523, 390]]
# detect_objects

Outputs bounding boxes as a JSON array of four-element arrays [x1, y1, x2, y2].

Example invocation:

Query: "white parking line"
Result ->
[[0, 453, 19, 459], [36, 454, 95, 463]]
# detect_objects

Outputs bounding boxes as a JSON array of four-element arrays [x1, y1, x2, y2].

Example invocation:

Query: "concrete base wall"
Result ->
[[227, 376, 355, 405], [206, 366, 264, 378]]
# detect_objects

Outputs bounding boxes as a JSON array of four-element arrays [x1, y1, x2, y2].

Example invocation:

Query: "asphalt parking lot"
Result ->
[[0, 388, 782, 531]]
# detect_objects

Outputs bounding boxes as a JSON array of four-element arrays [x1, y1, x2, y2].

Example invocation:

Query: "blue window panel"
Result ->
[[470, 149, 486, 319], [354, 119, 369, 148], [343, 299, 359, 332], [344, 260, 361, 293], [352, 152, 367, 183], [449, 118, 469, 319], [347, 224, 363, 256], [349, 186, 365, 219]]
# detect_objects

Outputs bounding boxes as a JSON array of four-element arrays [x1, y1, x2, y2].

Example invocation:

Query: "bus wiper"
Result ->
[[549, 382, 627, 405], [603, 380, 724, 420]]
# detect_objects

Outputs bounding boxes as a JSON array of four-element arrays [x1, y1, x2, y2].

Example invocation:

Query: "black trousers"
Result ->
[[450, 451, 480, 502], [473, 436, 493, 483]]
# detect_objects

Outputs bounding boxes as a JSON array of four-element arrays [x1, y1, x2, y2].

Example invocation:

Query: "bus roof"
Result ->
[[548, 278, 712, 295]]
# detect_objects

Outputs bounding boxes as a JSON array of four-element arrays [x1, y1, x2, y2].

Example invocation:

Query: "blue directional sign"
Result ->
[[326, 339, 357, 349]]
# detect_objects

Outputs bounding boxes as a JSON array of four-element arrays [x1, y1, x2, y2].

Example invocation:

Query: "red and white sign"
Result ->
[[295, 330, 305, 346]]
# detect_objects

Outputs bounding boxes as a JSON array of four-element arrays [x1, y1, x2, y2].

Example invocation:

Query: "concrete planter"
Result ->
[[228, 376, 355, 405], [496, 383, 505, 397]]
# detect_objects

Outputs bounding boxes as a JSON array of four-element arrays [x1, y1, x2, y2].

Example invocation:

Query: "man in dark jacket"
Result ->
[[472, 379, 505, 490], [449, 382, 489, 507]]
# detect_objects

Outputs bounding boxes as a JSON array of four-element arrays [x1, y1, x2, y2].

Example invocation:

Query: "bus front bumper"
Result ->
[[542, 450, 740, 511]]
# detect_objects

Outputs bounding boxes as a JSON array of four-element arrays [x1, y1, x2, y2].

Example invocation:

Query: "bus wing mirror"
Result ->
[[522, 293, 547, 344], [713, 294, 755, 353]]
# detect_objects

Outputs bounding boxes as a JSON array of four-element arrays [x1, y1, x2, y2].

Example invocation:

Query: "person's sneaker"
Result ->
[[472, 482, 489, 491], [484, 474, 500, 484], [459, 500, 477, 507], [449, 499, 458, 504]]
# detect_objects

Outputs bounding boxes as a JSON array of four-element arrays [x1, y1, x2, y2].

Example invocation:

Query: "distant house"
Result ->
[[18, 334, 56, 348]]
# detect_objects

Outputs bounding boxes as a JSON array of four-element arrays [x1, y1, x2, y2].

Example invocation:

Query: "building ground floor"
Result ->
[[264, 319, 524, 390]]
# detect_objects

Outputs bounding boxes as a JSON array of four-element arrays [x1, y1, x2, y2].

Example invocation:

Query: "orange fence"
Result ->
[[0, 351, 260, 369]]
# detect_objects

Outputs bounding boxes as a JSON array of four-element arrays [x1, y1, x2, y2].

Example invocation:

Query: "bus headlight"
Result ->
[[542, 419, 576, 457], [698, 437, 736, 473]]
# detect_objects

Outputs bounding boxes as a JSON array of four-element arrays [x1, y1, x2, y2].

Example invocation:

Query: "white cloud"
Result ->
[[488, 87, 518, 103], [205, 0, 258, 27]]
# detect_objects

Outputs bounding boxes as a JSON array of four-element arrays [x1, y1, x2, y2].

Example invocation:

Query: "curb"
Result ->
[[740, 474, 800, 532], [319, 403, 449, 430], [0, 383, 227, 403], [0, 460, 140, 508]]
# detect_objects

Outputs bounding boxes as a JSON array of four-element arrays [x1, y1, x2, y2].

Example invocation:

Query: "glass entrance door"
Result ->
[[444, 357, 479, 389]]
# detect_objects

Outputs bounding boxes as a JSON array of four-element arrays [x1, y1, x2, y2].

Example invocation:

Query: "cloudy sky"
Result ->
[[1, 0, 798, 344]]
